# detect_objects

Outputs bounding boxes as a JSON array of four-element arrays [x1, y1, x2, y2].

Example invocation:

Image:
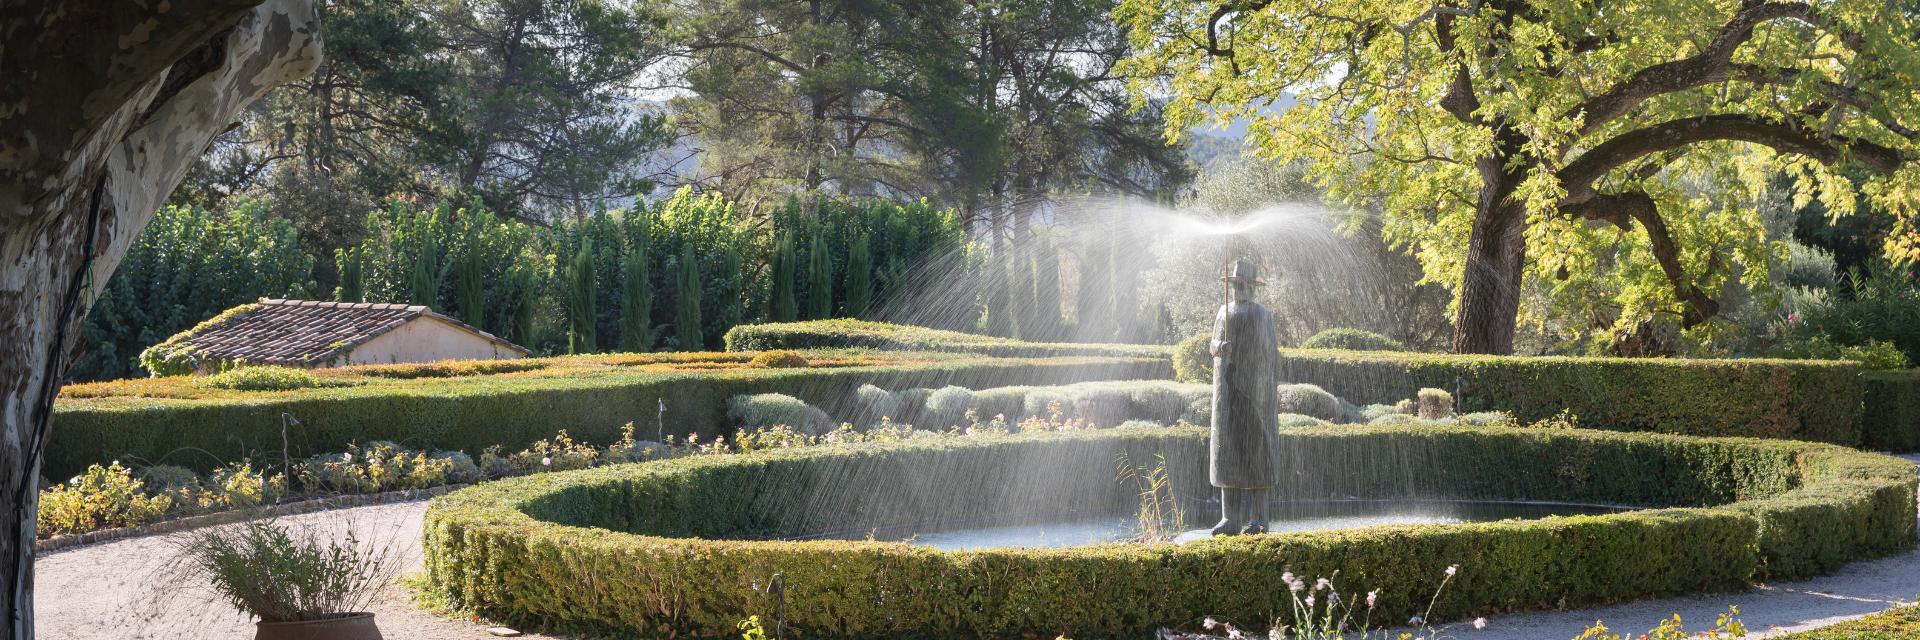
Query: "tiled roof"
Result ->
[[180, 299, 527, 366]]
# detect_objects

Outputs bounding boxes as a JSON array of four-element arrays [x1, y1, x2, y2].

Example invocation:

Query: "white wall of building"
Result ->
[[326, 317, 524, 367]]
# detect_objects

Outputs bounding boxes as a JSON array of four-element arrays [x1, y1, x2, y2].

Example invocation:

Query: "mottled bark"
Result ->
[[0, 1, 320, 637]]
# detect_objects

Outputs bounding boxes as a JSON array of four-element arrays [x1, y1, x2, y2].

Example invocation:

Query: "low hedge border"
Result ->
[[37, 482, 470, 554], [422, 426, 1916, 639], [724, 319, 1171, 359], [49, 353, 1169, 480], [1273, 349, 1867, 446], [1780, 605, 1920, 639]]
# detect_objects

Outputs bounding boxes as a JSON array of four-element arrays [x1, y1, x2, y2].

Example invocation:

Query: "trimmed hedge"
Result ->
[[1864, 371, 1920, 453], [725, 319, 1170, 359], [422, 426, 1916, 639], [47, 354, 1168, 480], [1278, 349, 1866, 446], [1780, 605, 1920, 639]]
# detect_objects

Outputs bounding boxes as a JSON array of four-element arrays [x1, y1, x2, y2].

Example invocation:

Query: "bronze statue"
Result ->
[[1209, 260, 1279, 536]]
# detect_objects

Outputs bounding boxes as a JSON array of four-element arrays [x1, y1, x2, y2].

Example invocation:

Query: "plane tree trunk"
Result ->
[[0, 1, 319, 636]]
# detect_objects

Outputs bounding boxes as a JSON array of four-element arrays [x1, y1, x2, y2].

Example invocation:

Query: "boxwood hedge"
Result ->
[[1865, 371, 1920, 453], [422, 426, 1916, 639], [47, 354, 1168, 480], [1277, 349, 1866, 446], [724, 319, 1170, 358]]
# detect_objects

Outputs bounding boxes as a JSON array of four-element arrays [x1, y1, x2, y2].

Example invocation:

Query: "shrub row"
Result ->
[[48, 354, 1169, 480], [1271, 348, 1867, 446], [422, 426, 1917, 639], [724, 319, 1170, 358], [1864, 371, 1920, 453]]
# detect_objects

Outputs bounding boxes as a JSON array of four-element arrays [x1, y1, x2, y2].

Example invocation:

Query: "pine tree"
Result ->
[[770, 234, 798, 322], [677, 244, 703, 351], [619, 242, 652, 352], [410, 226, 441, 309], [568, 240, 597, 354], [844, 234, 871, 320], [456, 235, 486, 327], [333, 247, 364, 303], [808, 227, 833, 319]]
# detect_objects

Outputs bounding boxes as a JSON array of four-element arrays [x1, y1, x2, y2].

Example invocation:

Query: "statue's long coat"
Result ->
[[1210, 299, 1280, 488]]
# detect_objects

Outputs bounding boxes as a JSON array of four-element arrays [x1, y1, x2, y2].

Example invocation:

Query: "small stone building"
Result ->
[[176, 299, 528, 371]]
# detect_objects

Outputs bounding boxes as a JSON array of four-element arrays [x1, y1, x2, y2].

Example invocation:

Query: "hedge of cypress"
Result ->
[[1865, 371, 1920, 453], [47, 354, 1169, 480], [1275, 349, 1866, 446], [422, 426, 1916, 639]]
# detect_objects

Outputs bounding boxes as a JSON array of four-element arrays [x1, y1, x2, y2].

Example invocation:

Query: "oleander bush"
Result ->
[[724, 319, 1169, 359], [1300, 328, 1407, 352], [49, 352, 1166, 479], [1276, 349, 1866, 445], [421, 426, 1917, 639]]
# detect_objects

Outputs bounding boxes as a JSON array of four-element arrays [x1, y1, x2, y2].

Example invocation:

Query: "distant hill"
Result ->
[[1185, 134, 1244, 172]]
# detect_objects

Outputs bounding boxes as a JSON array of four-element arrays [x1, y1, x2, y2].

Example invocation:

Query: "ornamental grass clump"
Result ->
[[167, 518, 404, 624], [1417, 388, 1453, 420]]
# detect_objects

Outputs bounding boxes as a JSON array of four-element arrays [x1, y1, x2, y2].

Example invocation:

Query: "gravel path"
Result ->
[[37, 454, 1920, 640]]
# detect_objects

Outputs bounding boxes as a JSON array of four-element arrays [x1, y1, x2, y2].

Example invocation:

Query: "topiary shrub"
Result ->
[[1173, 332, 1212, 383], [1278, 413, 1331, 427], [1300, 328, 1406, 352], [853, 384, 899, 428], [1277, 384, 1342, 422], [199, 366, 325, 391], [726, 393, 811, 431], [1417, 388, 1453, 419], [973, 386, 1031, 423], [1072, 388, 1131, 428], [1394, 399, 1417, 415], [1179, 397, 1210, 425], [893, 387, 934, 427], [1361, 404, 1399, 422], [1116, 419, 1164, 429], [923, 386, 980, 429], [1371, 413, 1419, 425], [1128, 385, 1188, 425], [749, 349, 811, 368], [1767, 336, 1909, 370], [1457, 412, 1514, 427], [1024, 389, 1074, 422]]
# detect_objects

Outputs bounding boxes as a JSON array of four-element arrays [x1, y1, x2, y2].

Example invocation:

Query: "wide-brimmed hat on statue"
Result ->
[[1220, 259, 1267, 285]]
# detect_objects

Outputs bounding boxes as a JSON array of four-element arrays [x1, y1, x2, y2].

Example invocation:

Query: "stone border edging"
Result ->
[[37, 483, 471, 554]]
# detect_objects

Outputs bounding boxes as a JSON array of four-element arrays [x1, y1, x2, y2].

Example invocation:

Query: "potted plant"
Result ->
[[173, 518, 400, 639]]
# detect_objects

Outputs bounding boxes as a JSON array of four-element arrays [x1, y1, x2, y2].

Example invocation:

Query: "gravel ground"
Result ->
[[36, 454, 1920, 639]]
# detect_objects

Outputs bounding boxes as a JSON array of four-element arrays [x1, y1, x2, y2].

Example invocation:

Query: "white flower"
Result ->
[[1228, 628, 1243, 639], [1267, 628, 1282, 640], [541, 457, 552, 466], [1366, 590, 1379, 608], [1446, 565, 1458, 577], [1315, 578, 1330, 592], [1410, 616, 1425, 626], [1203, 618, 1219, 630], [342, 452, 353, 463], [1304, 596, 1315, 607], [1281, 571, 1295, 583], [1473, 618, 1487, 630]]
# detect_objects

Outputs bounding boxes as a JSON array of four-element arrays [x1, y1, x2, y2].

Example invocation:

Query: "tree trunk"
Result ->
[[1451, 154, 1531, 355], [0, 2, 319, 637]]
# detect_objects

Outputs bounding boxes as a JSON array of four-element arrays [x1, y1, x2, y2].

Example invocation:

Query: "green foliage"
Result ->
[[808, 227, 833, 320], [76, 203, 313, 382], [677, 243, 704, 351], [1300, 328, 1407, 352], [37, 463, 171, 538], [923, 385, 980, 429], [200, 366, 328, 392], [138, 303, 265, 377], [1418, 387, 1454, 420], [844, 234, 872, 320], [724, 319, 1170, 360], [1776, 605, 1920, 640], [410, 218, 442, 309], [421, 427, 1916, 638], [1768, 335, 1910, 370], [333, 247, 365, 304], [299, 441, 479, 494], [1173, 331, 1211, 384], [178, 518, 401, 623], [747, 350, 808, 368], [619, 242, 652, 352], [456, 231, 486, 327], [1276, 349, 1866, 446], [1277, 384, 1343, 422], [1789, 262, 1920, 366], [1863, 371, 1920, 453], [566, 241, 596, 354], [726, 394, 811, 434], [49, 353, 1168, 479], [769, 235, 798, 323]]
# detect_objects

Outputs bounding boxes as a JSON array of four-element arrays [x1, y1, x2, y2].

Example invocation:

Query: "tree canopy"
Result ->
[[1119, 0, 1920, 354]]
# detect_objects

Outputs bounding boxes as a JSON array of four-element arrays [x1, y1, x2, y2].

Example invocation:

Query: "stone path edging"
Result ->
[[35, 483, 471, 554]]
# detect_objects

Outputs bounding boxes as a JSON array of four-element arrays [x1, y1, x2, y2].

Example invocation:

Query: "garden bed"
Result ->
[[421, 426, 1917, 639]]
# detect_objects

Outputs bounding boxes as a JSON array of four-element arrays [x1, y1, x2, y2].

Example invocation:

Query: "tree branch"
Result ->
[[1560, 191, 1720, 329], [1559, 114, 1903, 204], [686, 41, 808, 73]]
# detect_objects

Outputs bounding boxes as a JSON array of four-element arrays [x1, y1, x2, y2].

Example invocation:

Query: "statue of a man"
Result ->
[[1209, 260, 1279, 536]]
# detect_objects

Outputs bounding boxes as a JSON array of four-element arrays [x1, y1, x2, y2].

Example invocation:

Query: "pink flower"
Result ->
[[996, 413, 1006, 421], [541, 457, 551, 466], [1304, 596, 1315, 607], [1315, 578, 1331, 591], [1473, 618, 1487, 629], [1788, 314, 1800, 323]]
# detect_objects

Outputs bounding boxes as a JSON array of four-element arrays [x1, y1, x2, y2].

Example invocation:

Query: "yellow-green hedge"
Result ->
[[724, 319, 1171, 358], [422, 426, 1916, 638], [47, 354, 1168, 480], [1277, 349, 1866, 445]]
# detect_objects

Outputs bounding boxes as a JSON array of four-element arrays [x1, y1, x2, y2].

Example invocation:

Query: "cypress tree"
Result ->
[[844, 234, 871, 319], [808, 227, 833, 319], [619, 242, 652, 352], [510, 263, 537, 349], [677, 244, 703, 351], [456, 236, 485, 327], [720, 250, 744, 334], [568, 240, 596, 354], [333, 247, 364, 303], [1075, 232, 1111, 341], [409, 226, 440, 309], [985, 241, 1013, 337], [770, 234, 798, 322], [1032, 235, 1062, 341]]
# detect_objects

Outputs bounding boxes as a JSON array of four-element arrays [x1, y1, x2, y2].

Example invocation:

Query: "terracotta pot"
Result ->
[[254, 612, 382, 640]]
